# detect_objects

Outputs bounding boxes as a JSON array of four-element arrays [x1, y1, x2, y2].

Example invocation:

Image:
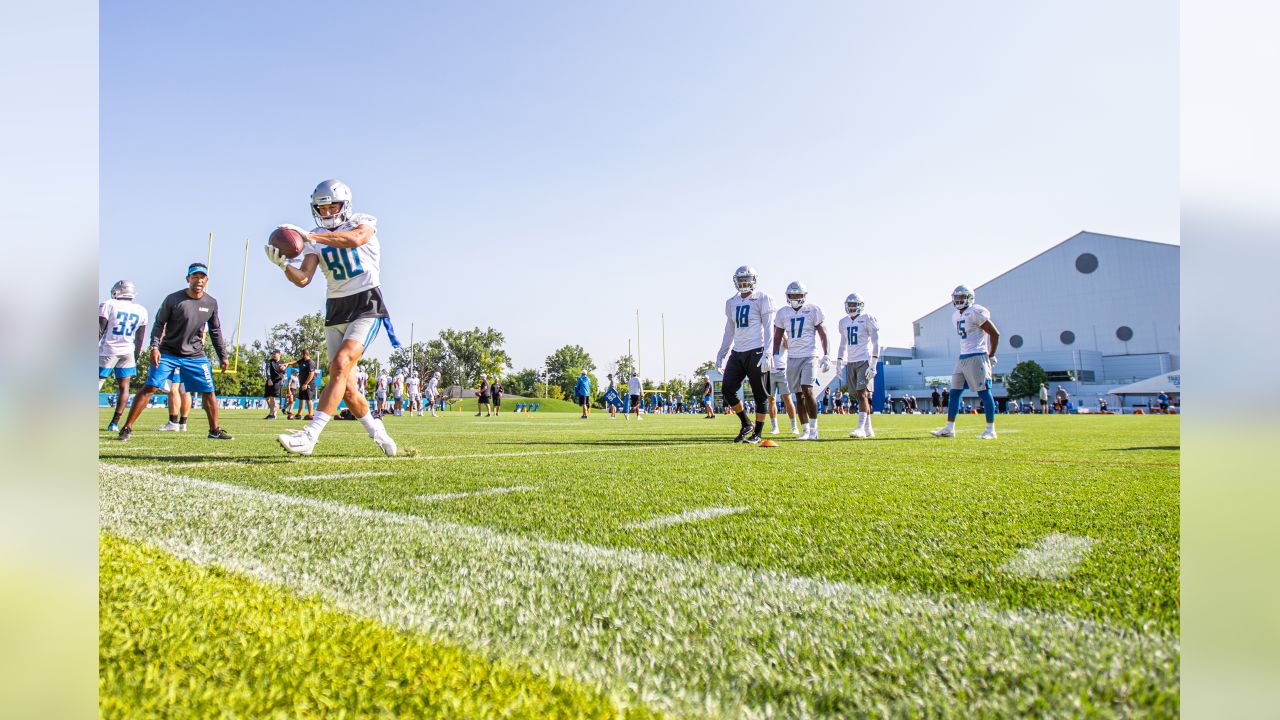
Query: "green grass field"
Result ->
[[99, 408, 1179, 718]]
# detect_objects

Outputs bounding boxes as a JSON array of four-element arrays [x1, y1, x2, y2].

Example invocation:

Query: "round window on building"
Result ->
[[1075, 253, 1099, 273], [1116, 325, 1134, 342], [1060, 330, 1076, 345], [1009, 334, 1024, 349]]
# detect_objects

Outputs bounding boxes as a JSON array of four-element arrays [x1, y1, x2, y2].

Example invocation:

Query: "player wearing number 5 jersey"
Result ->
[[99, 280, 149, 432], [715, 265, 777, 444], [932, 285, 1001, 439], [264, 179, 399, 456]]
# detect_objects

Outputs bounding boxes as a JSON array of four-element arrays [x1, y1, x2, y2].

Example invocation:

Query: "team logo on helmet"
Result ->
[[785, 281, 808, 310], [311, 179, 353, 230], [732, 265, 758, 293], [952, 285, 975, 311]]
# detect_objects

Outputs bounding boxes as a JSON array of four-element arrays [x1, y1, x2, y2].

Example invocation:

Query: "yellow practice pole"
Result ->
[[232, 238, 249, 373], [661, 312, 667, 392], [636, 309, 641, 382]]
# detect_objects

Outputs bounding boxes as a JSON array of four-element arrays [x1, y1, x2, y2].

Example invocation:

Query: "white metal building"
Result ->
[[883, 231, 1179, 411]]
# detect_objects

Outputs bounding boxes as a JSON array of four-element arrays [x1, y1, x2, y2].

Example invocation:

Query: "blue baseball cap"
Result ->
[[187, 262, 208, 276]]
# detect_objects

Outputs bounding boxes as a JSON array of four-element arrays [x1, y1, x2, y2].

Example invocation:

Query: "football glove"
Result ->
[[864, 363, 878, 382], [264, 244, 289, 270], [988, 355, 998, 368], [757, 351, 772, 373], [819, 356, 831, 373]]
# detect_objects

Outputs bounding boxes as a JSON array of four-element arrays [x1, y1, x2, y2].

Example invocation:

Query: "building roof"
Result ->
[[914, 231, 1180, 322], [1109, 371, 1182, 396]]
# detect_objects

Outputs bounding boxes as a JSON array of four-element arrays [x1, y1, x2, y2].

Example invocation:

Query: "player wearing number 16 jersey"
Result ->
[[263, 179, 400, 456], [715, 265, 777, 444], [99, 280, 149, 431], [836, 293, 879, 439]]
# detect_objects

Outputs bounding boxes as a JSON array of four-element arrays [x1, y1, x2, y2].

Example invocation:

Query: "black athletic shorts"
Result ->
[[298, 388, 312, 401], [492, 395, 502, 406], [629, 394, 641, 407], [477, 393, 489, 403], [264, 382, 283, 398], [721, 348, 770, 406]]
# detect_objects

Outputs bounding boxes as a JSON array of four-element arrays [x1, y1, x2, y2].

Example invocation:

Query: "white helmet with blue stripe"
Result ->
[[311, 179, 353, 230], [952, 285, 975, 311], [785, 281, 808, 310], [732, 265, 758, 293], [844, 292, 865, 317]]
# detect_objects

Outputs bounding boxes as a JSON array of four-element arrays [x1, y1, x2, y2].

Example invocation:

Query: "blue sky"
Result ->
[[100, 1, 1177, 381]]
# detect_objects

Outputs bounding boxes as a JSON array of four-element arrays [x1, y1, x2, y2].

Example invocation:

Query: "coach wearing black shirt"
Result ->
[[117, 262, 233, 441], [264, 350, 291, 419]]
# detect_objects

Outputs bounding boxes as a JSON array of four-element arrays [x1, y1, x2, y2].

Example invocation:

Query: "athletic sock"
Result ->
[[858, 411, 867, 429], [111, 411, 123, 425], [357, 412, 381, 437], [180, 415, 188, 425], [754, 421, 764, 435], [305, 411, 332, 438], [986, 422, 996, 432], [169, 414, 179, 424], [736, 409, 749, 428], [945, 420, 956, 431]]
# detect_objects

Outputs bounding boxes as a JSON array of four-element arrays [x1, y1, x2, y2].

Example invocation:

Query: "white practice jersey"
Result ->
[[377, 374, 390, 392], [426, 378, 439, 396], [836, 313, 880, 363], [627, 377, 642, 395], [717, 291, 777, 361], [407, 376, 420, 394], [99, 299, 150, 356], [774, 304, 827, 358], [392, 373, 405, 393], [354, 370, 368, 391], [302, 213, 382, 299], [953, 304, 993, 355]]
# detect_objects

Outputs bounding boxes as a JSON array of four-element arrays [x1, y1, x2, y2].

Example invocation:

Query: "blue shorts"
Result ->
[[98, 354, 137, 379], [146, 355, 215, 394]]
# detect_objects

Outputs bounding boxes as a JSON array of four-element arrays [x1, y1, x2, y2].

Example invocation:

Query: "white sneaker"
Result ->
[[865, 427, 875, 438], [849, 428, 868, 438], [156, 421, 180, 432], [810, 428, 820, 440], [770, 425, 780, 435], [978, 429, 998, 440], [791, 423, 800, 435], [797, 428, 812, 441], [931, 427, 956, 438], [179, 424, 188, 432], [372, 430, 398, 456], [277, 429, 318, 456]]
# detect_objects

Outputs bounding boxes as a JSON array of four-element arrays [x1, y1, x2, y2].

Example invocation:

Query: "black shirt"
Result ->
[[149, 289, 225, 361], [478, 379, 490, 397], [296, 359, 314, 386], [266, 359, 286, 384]]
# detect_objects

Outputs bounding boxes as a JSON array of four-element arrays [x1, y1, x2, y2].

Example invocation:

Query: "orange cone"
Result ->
[[759, 439, 778, 447]]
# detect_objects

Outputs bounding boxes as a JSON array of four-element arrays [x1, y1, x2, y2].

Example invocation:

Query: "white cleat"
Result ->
[[810, 428, 819, 441], [978, 429, 998, 440], [156, 421, 181, 432], [849, 428, 868, 439], [372, 430, 398, 456], [796, 428, 812, 441], [791, 424, 800, 435], [931, 427, 956, 438], [865, 427, 875, 438], [770, 425, 780, 435], [277, 429, 317, 456]]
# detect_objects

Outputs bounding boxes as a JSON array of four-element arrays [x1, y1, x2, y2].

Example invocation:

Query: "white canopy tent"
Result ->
[[1109, 371, 1182, 396]]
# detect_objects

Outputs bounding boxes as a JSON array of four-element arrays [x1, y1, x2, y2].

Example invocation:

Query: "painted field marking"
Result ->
[[288, 471, 397, 481], [100, 463, 1177, 719], [626, 506, 749, 530], [415, 485, 535, 502], [1001, 533, 1097, 579], [161, 443, 706, 469]]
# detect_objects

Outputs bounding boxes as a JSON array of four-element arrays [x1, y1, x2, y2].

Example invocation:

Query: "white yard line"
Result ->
[[161, 443, 705, 469], [99, 463, 1176, 718], [626, 506, 749, 530], [1001, 533, 1097, 579], [415, 485, 535, 502], [287, 471, 397, 481]]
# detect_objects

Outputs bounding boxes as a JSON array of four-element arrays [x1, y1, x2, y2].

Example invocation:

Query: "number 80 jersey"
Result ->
[[303, 213, 382, 301]]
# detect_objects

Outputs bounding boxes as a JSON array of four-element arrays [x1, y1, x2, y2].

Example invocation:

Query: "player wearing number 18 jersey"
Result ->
[[264, 179, 400, 456], [715, 266, 777, 444]]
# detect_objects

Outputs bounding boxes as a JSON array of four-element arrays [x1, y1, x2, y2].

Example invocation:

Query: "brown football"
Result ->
[[268, 226, 307, 259]]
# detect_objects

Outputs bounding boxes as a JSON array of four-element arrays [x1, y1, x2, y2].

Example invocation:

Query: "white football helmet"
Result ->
[[732, 265, 758, 294], [110, 280, 136, 300], [785, 281, 808, 310], [952, 285, 975, 311], [431, 370, 441, 379], [311, 179, 353, 230], [844, 292, 864, 318]]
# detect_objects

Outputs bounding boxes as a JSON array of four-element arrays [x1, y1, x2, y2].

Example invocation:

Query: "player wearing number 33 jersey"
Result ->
[[264, 179, 399, 458]]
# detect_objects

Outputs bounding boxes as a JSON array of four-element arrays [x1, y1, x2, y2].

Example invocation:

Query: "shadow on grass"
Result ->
[[1108, 446, 1180, 452], [97, 454, 291, 465], [504, 436, 731, 448]]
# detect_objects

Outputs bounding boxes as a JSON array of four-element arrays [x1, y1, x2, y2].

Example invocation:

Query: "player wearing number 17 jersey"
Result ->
[[99, 280, 149, 431], [771, 281, 830, 440], [932, 285, 1001, 439], [715, 266, 777, 444], [263, 179, 400, 456]]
